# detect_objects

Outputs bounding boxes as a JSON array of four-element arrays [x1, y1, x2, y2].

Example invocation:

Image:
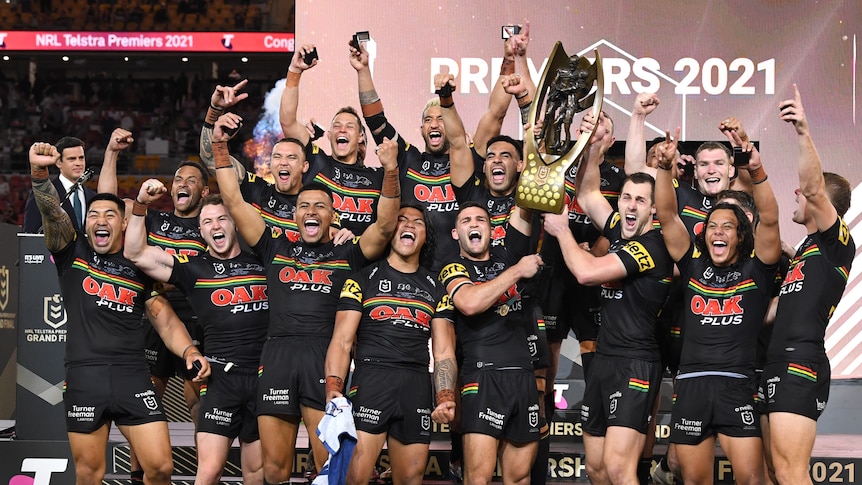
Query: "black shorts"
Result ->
[[538, 268, 576, 342], [669, 375, 760, 445], [580, 355, 662, 436], [198, 362, 259, 441], [459, 369, 540, 443], [762, 360, 830, 420], [64, 364, 166, 433], [257, 336, 327, 417], [144, 316, 204, 380], [348, 365, 433, 444]]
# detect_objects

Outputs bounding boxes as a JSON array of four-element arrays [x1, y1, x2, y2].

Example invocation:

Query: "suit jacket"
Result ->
[[23, 177, 96, 233]]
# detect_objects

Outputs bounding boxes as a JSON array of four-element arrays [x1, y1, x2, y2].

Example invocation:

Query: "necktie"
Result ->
[[72, 186, 83, 226]]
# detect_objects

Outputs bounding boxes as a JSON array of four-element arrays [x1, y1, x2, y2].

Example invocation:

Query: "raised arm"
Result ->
[[473, 21, 530, 155], [97, 128, 134, 195], [145, 295, 210, 382], [780, 83, 838, 232], [543, 211, 628, 286], [324, 309, 360, 402], [212, 113, 267, 247], [437, 74, 477, 189], [358, 137, 399, 260], [279, 44, 318, 146], [124, 179, 176, 283], [29, 143, 75, 252], [430, 317, 457, 424], [655, 128, 692, 262], [576, 113, 614, 229], [351, 39, 402, 147], [729, 130, 781, 265], [624, 93, 659, 177], [199, 80, 249, 179]]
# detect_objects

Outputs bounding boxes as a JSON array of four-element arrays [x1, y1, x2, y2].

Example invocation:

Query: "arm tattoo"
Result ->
[[519, 102, 531, 126], [31, 178, 75, 252], [433, 357, 457, 393], [200, 126, 245, 179]]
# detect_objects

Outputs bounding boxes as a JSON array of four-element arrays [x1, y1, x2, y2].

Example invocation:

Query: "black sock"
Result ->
[[530, 429, 551, 485], [637, 458, 652, 485], [660, 455, 671, 472]]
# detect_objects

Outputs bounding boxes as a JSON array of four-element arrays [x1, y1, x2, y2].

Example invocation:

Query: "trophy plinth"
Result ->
[[517, 42, 604, 214]]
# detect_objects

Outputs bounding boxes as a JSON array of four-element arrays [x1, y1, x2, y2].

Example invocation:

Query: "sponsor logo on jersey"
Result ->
[[340, 278, 362, 301], [81, 275, 141, 313], [623, 241, 655, 271], [689, 294, 744, 325]]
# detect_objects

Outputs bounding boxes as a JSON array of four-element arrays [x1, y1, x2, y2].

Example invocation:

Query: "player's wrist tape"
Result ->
[[436, 389, 455, 406], [30, 166, 49, 181], [501, 57, 515, 75], [439, 96, 454, 109], [132, 200, 148, 217], [325, 375, 344, 394], [381, 168, 400, 198], [205, 106, 223, 127], [213, 141, 232, 169], [287, 70, 301, 88], [749, 166, 768, 184]]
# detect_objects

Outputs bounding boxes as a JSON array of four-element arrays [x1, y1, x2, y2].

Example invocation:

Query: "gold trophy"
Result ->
[[517, 42, 604, 213]]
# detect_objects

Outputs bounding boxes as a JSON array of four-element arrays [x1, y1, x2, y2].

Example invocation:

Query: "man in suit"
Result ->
[[23, 129, 132, 232]]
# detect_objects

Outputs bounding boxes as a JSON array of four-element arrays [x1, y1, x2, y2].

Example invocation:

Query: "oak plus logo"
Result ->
[[8, 458, 68, 485]]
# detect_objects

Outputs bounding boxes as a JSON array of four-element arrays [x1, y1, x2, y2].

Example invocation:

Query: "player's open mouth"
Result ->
[[94, 229, 110, 245], [278, 170, 291, 180], [212, 232, 225, 242], [336, 136, 349, 148], [429, 131, 442, 143], [400, 231, 416, 241], [469, 230, 481, 242], [176, 190, 190, 202]]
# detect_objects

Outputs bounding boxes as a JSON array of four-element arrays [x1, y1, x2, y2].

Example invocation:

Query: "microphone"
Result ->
[[62, 167, 96, 204]]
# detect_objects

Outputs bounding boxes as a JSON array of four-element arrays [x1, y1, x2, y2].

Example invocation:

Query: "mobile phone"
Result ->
[[223, 121, 242, 137], [352, 31, 370, 49], [501, 25, 521, 39], [311, 123, 325, 141], [732, 146, 750, 167], [192, 360, 203, 372], [303, 47, 318, 66]]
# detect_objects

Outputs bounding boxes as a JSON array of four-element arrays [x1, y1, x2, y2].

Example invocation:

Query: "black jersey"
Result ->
[[596, 213, 673, 361], [768, 218, 855, 363], [167, 251, 268, 366], [677, 247, 778, 377], [240, 171, 300, 242], [398, 145, 460, 271], [145, 209, 206, 256], [304, 144, 383, 236], [452, 174, 515, 247], [145, 209, 206, 320], [53, 236, 154, 367], [675, 181, 715, 239], [253, 232, 368, 338], [338, 258, 452, 370], [439, 229, 532, 371]]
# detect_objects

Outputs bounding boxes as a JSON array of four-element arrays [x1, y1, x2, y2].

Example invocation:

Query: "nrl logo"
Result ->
[[421, 415, 430, 431], [0, 265, 8, 311], [44, 294, 67, 329]]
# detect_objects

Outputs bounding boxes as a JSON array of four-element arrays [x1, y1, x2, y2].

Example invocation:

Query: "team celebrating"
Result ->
[[27, 21, 854, 485]]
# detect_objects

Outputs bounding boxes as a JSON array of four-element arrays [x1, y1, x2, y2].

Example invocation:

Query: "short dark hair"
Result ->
[[624, 172, 656, 203], [299, 181, 334, 201], [695, 141, 732, 161], [485, 135, 523, 160], [456, 201, 491, 219], [717, 189, 758, 225], [87, 193, 125, 217], [200, 193, 224, 210], [824, 172, 851, 217], [695, 202, 754, 263], [275, 137, 307, 154], [55, 137, 85, 159], [176, 160, 209, 187]]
